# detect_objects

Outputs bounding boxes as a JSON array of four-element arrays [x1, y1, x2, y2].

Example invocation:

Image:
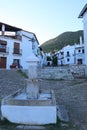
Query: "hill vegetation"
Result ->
[[40, 30, 83, 52]]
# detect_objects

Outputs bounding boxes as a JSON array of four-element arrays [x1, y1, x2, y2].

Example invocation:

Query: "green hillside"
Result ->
[[40, 30, 83, 52]]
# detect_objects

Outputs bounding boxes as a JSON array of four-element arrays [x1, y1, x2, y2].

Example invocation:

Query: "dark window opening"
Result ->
[[67, 51, 70, 56], [0, 40, 7, 52], [78, 49, 81, 53], [82, 49, 84, 53], [67, 58, 70, 62], [78, 59, 82, 64], [13, 42, 20, 54]]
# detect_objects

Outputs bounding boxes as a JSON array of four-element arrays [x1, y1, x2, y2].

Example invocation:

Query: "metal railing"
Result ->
[[13, 48, 22, 55], [0, 47, 9, 54]]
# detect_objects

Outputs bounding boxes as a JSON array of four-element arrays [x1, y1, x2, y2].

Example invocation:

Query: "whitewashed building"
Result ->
[[57, 45, 75, 65], [0, 22, 39, 69], [57, 37, 84, 65], [78, 4, 87, 65], [45, 52, 52, 66], [74, 42, 84, 64]]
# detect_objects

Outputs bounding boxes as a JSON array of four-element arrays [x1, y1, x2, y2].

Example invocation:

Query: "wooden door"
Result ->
[[0, 57, 6, 68]]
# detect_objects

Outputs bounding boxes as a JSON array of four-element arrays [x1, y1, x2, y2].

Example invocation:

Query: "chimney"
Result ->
[[1, 24, 5, 36], [80, 36, 83, 45]]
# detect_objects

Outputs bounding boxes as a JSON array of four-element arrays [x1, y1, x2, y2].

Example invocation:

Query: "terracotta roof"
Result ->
[[0, 22, 22, 32], [78, 4, 87, 18]]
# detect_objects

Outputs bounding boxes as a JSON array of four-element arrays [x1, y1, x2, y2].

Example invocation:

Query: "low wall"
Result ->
[[24, 65, 86, 80], [69, 64, 86, 77], [37, 67, 74, 80]]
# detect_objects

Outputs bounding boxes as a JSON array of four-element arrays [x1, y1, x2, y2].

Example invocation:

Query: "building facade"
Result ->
[[0, 22, 39, 69], [79, 4, 87, 65], [57, 37, 84, 66]]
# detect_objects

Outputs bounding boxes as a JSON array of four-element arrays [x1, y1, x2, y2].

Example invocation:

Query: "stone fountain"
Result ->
[[1, 52, 57, 125]]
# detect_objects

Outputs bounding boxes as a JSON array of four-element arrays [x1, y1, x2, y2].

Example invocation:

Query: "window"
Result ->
[[13, 59, 20, 64], [0, 44, 6, 49], [82, 49, 84, 53], [0, 40, 7, 52], [13, 59, 20, 68], [67, 58, 70, 62], [67, 51, 70, 56], [10, 59, 21, 68], [61, 52, 64, 55], [13, 42, 20, 54], [78, 59, 82, 64], [78, 49, 81, 53]]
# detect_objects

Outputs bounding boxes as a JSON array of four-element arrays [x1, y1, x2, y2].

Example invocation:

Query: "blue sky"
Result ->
[[0, 0, 86, 44]]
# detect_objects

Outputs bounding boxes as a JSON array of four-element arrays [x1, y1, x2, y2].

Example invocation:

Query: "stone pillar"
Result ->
[[26, 52, 39, 99]]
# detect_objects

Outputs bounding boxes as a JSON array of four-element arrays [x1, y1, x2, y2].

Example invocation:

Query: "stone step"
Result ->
[[14, 125, 46, 130]]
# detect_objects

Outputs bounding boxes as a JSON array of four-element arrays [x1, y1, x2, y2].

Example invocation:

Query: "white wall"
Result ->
[[83, 12, 87, 65], [57, 44, 85, 65], [0, 30, 39, 69], [0, 36, 22, 69], [75, 45, 85, 64], [21, 36, 33, 69], [63, 45, 75, 65], [21, 31, 39, 69], [1, 105, 57, 124], [57, 45, 75, 65]]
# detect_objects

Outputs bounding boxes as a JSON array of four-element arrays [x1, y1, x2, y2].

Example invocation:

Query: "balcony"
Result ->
[[13, 48, 22, 55], [0, 47, 9, 54]]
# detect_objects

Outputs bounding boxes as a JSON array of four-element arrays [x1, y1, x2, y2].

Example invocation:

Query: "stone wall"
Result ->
[[24, 65, 86, 80], [37, 67, 74, 80], [69, 64, 86, 77]]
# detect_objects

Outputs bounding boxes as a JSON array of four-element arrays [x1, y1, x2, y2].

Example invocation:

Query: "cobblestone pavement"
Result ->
[[39, 79, 87, 130], [0, 70, 87, 130], [0, 70, 26, 99]]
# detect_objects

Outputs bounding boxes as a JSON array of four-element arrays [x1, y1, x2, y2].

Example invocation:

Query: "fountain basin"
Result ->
[[1, 89, 57, 125]]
